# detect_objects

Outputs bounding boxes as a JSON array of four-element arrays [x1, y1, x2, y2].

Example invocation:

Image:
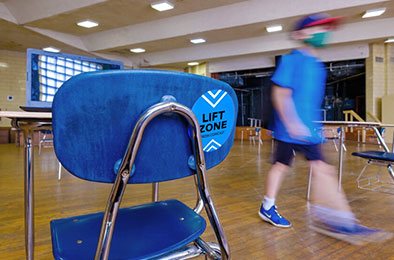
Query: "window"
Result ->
[[37, 55, 103, 102]]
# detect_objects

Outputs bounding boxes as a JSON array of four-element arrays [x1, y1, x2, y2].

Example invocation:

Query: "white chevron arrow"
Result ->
[[208, 90, 221, 99], [203, 139, 222, 152], [202, 91, 227, 108], [206, 145, 218, 152]]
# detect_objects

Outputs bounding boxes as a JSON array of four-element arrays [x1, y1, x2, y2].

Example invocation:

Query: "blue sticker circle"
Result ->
[[192, 89, 234, 153]]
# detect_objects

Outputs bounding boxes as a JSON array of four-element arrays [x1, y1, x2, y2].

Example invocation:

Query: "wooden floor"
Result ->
[[1, 141, 394, 260]]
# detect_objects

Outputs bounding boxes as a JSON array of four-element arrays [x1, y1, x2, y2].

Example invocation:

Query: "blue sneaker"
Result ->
[[258, 204, 291, 228], [310, 220, 393, 245]]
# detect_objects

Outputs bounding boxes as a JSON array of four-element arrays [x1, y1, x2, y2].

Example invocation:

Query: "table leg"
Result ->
[[10, 119, 51, 260], [23, 128, 34, 260], [372, 127, 390, 152], [152, 182, 159, 202], [338, 126, 344, 191]]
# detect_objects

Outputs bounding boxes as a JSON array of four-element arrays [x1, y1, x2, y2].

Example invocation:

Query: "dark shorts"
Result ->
[[273, 139, 324, 166]]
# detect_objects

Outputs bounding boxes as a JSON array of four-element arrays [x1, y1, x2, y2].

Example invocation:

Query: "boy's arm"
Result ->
[[272, 84, 311, 139]]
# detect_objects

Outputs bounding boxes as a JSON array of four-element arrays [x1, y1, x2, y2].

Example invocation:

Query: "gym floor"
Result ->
[[1, 140, 394, 259]]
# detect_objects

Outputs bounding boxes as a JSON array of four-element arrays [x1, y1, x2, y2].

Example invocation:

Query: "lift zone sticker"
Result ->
[[192, 89, 234, 152]]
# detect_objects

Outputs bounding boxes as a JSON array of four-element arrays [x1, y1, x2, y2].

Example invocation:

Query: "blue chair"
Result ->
[[38, 129, 53, 154], [38, 129, 63, 180], [248, 127, 263, 145], [50, 70, 237, 260], [352, 151, 394, 194]]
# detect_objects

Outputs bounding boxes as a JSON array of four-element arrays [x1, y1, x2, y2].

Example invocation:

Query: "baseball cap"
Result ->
[[294, 14, 343, 31]]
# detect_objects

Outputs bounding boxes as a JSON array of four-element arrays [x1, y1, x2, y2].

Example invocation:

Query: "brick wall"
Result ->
[[383, 43, 394, 143], [366, 43, 394, 122], [386, 44, 394, 96], [366, 43, 394, 143], [365, 49, 373, 121], [184, 63, 208, 76], [0, 50, 26, 127], [366, 43, 385, 120]]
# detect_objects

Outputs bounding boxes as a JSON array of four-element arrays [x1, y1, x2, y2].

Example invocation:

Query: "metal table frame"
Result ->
[[317, 121, 386, 190], [0, 111, 52, 260]]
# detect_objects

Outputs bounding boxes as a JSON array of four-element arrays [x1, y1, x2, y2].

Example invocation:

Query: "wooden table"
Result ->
[[0, 111, 52, 260]]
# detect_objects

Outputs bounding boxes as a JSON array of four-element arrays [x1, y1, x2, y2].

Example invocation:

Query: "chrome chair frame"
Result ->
[[356, 159, 394, 195], [320, 126, 347, 152], [352, 129, 394, 195], [94, 101, 230, 260], [152, 177, 204, 214], [37, 128, 63, 181], [38, 130, 53, 154], [248, 128, 263, 145]]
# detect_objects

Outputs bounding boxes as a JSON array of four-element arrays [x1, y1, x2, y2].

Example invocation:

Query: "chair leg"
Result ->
[[58, 162, 62, 180], [195, 238, 221, 259], [38, 132, 43, 155], [356, 163, 370, 189], [193, 175, 204, 214], [153, 244, 204, 259], [271, 139, 274, 153], [290, 150, 296, 168], [342, 143, 347, 152], [333, 139, 338, 152], [388, 164, 394, 181], [199, 188, 230, 259], [152, 182, 159, 202], [307, 166, 312, 200]]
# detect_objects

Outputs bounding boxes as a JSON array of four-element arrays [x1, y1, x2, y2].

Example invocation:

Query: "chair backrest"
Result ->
[[52, 69, 238, 184]]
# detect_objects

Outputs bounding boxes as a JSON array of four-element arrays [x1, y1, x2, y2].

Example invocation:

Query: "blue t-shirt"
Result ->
[[270, 49, 326, 144]]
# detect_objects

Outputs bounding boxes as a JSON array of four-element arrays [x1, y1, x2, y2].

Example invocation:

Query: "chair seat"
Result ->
[[352, 151, 394, 162], [51, 199, 206, 260]]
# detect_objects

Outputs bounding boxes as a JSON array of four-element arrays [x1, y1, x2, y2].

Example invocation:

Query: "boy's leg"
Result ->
[[266, 140, 294, 199], [300, 143, 350, 211], [309, 160, 393, 244], [265, 162, 290, 199], [259, 140, 292, 228], [309, 160, 351, 212]]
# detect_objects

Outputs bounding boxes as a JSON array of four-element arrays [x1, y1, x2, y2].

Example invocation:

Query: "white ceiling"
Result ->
[[0, 0, 394, 71]]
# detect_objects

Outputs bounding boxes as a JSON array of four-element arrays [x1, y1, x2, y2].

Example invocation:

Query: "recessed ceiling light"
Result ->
[[188, 62, 199, 66], [266, 25, 283, 33], [43, 47, 60, 53], [130, 48, 146, 53], [362, 8, 386, 18], [385, 38, 394, 43], [151, 0, 174, 12], [190, 38, 206, 44], [77, 20, 99, 28]]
